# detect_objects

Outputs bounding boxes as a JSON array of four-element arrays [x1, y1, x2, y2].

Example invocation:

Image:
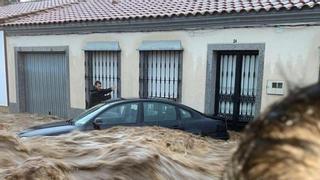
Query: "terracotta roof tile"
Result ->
[[2, 0, 320, 26], [0, 0, 80, 20]]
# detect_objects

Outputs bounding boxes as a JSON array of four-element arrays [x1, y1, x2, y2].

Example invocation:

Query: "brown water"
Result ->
[[0, 112, 238, 180], [224, 84, 320, 180]]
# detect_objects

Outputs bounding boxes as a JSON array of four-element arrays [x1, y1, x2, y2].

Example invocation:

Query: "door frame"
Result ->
[[13, 46, 70, 117], [204, 43, 265, 126]]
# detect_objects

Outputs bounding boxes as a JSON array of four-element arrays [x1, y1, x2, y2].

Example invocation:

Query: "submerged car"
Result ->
[[18, 98, 229, 140]]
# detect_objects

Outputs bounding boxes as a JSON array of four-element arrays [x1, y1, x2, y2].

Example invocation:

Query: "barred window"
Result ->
[[85, 51, 121, 107], [139, 51, 182, 101]]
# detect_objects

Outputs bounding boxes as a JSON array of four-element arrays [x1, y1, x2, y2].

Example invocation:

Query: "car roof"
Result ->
[[102, 97, 205, 116], [103, 97, 177, 104]]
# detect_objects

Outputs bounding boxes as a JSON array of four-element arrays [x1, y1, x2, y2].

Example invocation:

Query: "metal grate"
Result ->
[[239, 54, 259, 122], [217, 54, 236, 121], [85, 51, 121, 107], [139, 51, 182, 101], [215, 51, 259, 123]]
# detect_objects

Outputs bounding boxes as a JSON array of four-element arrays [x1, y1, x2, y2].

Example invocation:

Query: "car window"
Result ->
[[179, 108, 192, 120], [74, 103, 106, 126], [143, 102, 177, 122], [97, 103, 139, 124]]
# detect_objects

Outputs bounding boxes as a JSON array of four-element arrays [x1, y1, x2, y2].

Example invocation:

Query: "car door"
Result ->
[[178, 108, 203, 135], [142, 102, 159, 127], [92, 102, 140, 129], [143, 102, 182, 130]]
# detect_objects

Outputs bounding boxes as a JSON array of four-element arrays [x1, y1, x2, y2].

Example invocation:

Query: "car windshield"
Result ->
[[73, 103, 106, 126]]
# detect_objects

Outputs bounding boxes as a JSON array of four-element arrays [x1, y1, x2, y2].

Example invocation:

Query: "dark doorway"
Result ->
[[214, 51, 259, 128]]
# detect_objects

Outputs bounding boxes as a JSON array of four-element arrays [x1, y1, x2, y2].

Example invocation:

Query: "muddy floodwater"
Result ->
[[0, 112, 238, 180]]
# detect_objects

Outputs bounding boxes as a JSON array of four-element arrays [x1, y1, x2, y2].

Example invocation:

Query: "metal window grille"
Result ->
[[215, 51, 259, 123], [85, 51, 121, 107], [139, 51, 182, 101]]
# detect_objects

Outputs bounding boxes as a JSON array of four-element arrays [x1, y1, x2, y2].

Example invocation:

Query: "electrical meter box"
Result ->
[[267, 80, 285, 95]]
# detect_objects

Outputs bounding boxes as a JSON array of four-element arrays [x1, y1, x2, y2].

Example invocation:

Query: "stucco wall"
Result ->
[[6, 26, 320, 113]]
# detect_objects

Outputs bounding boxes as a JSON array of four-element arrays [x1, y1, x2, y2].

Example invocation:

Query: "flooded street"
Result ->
[[0, 112, 238, 180]]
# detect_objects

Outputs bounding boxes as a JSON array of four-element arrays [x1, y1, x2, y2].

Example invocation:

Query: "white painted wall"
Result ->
[[0, 31, 8, 106], [6, 26, 320, 113]]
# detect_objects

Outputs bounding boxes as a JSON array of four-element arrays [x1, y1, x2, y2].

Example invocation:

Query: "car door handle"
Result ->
[[172, 125, 183, 130]]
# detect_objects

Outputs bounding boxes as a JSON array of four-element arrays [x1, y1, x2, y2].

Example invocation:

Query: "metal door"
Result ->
[[0, 31, 7, 106], [215, 51, 259, 124], [24, 52, 68, 117]]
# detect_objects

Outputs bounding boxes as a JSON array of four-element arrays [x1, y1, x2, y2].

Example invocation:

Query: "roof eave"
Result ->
[[3, 7, 320, 36]]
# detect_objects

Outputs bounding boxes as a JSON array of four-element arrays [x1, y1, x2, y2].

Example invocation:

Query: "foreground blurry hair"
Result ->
[[224, 83, 320, 180]]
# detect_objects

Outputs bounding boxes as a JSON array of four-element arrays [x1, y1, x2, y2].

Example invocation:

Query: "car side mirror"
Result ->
[[93, 117, 103, 128]]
